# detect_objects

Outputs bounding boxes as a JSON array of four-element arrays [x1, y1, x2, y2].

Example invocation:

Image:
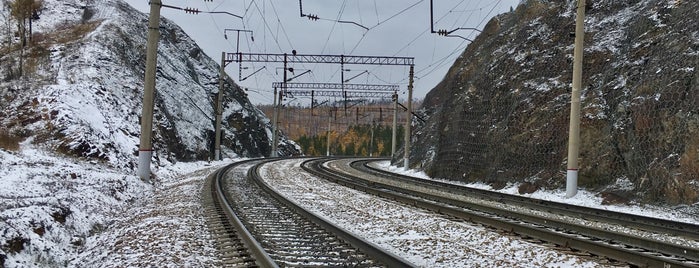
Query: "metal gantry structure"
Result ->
[[217, 52, 414, 167], [269, 82, 399, 158]]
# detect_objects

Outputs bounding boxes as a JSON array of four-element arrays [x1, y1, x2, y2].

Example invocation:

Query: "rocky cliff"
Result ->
[[409, 0, 698, 204]]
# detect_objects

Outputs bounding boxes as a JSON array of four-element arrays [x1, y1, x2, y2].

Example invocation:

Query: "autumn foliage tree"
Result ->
[[10, 0, 41, 45], [297, 124, 403, 157], [7, 0, 42, 77]]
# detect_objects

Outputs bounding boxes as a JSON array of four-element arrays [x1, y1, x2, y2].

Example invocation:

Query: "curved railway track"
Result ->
[[204, 158, 413, 267], [302, 157, 699, 268], [357, 159, 699, 241]]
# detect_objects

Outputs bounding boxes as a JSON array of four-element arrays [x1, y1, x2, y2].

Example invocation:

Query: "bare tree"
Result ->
[[10, 0, 42, 46], [1, 0, 13, 47], [8, 0, 42, 77]]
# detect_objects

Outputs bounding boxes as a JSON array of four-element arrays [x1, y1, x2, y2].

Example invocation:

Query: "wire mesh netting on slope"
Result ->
[[411, 0, 698, 204]]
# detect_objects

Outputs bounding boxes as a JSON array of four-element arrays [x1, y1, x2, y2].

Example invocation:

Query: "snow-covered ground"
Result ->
[[0, 141, 229, 267], [4, 151, 695, 267], [259, 159, 612, 268], [374, 161, 699, 225]]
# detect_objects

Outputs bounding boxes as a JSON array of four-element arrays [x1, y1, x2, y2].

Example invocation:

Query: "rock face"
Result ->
[[409, 0, 698, 204], [0, 0, 299, 171]]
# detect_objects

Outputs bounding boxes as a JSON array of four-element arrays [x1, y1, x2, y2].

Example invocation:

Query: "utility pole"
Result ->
[[369, 117, 375, 157], [214, 52, 225, 161], [341, 56, 346, 112], [326, 111, 331, 156], [271, 87, 280, 157], [566, 0, 586, 198], [404, 65, 414, 170], [137, 0, 162, 181], [224, 29, 253, 81], [392, 91, 398, 158], [137, 2, 242, 168]]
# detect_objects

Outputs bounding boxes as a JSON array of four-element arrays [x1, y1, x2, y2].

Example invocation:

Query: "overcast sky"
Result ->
[[123, 0, 521, 105]]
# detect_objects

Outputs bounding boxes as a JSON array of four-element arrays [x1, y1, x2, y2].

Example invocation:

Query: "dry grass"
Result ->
[[0, 20, 103, 77], [0, 130, 23, 151]]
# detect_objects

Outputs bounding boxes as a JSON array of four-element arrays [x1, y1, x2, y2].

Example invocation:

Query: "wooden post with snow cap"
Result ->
[[138, 0, 162, 181], [566, 0, 586, 198], [403, 65, 414, 171], [215, 52, 225, 161]]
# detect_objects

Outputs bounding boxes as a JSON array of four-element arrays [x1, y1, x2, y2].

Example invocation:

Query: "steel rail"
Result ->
[[211, 159, 279, 268], [302, 158, 698, 268], [249, 159, 416, 268], [357, 159, 699, 241]]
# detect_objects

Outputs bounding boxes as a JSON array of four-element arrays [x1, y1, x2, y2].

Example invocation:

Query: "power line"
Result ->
[[415, 0, 503, 78], [368, 0, 423, 30]]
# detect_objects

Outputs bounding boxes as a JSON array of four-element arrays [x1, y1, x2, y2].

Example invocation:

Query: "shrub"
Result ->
[[0, 129, 22, 151]]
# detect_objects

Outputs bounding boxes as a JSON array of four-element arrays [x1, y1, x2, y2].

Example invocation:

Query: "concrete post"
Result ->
[[326, 113, 331, 156], [391, 91, 398, 158], [137, 0, 161, 180], [566, 0, 586, 198], [215, 52, 225, 161], [271, 87, 279, 157], [403, 65, 414, 170]]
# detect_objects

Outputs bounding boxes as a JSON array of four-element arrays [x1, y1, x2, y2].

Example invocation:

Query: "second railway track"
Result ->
[[302, 157, 699, 268]]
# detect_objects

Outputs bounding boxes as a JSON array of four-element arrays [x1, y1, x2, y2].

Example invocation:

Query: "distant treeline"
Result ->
[[297, 124, 403, 157]]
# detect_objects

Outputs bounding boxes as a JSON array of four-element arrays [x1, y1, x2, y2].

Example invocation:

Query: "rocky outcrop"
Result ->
[[409, 0, 698, 204]]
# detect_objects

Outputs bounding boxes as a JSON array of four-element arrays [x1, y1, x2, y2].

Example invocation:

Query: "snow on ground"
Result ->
[[374, 161, 699, 225], [259, 159, 609, 268], [0, 140, 231, 267], [69, 160, 230, 267], [6, 149, 692, 267]]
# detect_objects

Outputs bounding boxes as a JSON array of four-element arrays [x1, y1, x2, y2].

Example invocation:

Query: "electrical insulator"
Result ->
[[307, 14, 319, 21], [437, 29, 448, 36], [184, 7, 200, 14]]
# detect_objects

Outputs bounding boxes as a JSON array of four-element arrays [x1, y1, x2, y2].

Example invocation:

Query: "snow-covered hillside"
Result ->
[[1, 0, 299, 168], [0, 0, 297, 266]]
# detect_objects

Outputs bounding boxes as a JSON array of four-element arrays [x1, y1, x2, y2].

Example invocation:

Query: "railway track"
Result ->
[[357, 159, 699, 241], [204, 159, 413, 267], [302, 157, 699, 268]]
